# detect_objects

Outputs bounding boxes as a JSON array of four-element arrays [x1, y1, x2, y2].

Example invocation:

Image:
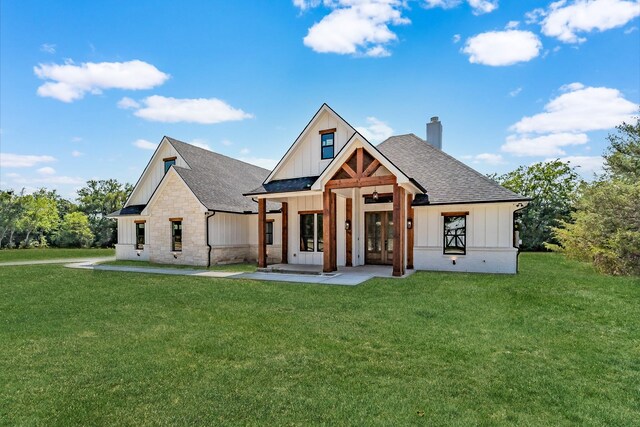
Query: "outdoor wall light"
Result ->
[[136, 250, 141, 257], [345, 220, 351, 231], [451, 258, 457, 265], [407, 218, 413, 229]]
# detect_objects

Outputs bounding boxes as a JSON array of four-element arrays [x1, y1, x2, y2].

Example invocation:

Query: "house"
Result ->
[[110, 104, 529, 274]]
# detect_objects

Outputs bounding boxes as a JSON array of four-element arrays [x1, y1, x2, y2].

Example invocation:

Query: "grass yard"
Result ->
[[0, 248, 115, 262], [0, 253, 638, 425]]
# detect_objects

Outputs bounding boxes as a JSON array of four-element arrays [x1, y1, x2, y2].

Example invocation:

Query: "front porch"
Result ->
[[255, 144, 421, 277]]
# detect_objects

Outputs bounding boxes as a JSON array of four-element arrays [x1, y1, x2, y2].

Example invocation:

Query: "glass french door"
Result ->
[[365, 211, 394, 265]]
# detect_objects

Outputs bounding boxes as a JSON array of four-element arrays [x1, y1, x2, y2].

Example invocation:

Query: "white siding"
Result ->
[[115, 217, 150, 260], [412, 202, 519, 274], [286, 194, 324, 265], [128, 141, 188, 206], [272, 110, 355, 180]]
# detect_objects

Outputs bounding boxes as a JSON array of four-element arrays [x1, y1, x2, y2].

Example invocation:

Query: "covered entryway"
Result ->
[[365, 211, 394, 265]]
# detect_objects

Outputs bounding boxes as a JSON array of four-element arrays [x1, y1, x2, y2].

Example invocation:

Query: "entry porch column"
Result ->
[[322, 188, 337, 272], [392, 183, 406, 277], [258, 198, 267, 268]]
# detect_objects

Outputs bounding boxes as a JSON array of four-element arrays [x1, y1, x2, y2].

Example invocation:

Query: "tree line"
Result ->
[[491, 115, 639, 276], [0, 180, 132, 249]]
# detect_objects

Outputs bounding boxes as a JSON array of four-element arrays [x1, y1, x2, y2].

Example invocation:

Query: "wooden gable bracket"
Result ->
[[327, 147, 388, 190]]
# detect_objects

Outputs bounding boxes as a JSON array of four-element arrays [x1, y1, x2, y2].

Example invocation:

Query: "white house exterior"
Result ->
[[111, 104, 528, 274]]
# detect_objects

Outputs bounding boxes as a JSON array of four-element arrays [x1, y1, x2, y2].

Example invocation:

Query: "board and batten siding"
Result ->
[[272, 110, 355, 180], [413, 202, 519, 274], [127, 141, 188, 206], [115, 216, 149, 261]]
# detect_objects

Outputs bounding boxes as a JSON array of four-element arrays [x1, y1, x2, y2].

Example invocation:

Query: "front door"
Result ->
[[365, 211, 394, 265]]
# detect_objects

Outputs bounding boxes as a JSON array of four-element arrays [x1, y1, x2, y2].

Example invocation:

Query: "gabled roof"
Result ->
[[377, 134, 528, 205], [165, 137, 280, 213], [264, 103, 356, 183]]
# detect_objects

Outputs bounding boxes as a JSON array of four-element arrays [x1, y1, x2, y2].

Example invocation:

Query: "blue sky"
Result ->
[[1, 0, 639, 198]]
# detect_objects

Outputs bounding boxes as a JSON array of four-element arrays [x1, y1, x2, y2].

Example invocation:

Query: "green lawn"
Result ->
[[0, 248, 115, 262], [1, 253, 638, 425], [100, 260, 257, 272]]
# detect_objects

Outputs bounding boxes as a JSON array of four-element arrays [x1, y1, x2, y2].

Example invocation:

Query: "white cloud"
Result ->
[[71, 150, 83, 157], [238, 157, 279, 170], [462, 153, 505, 164], [552, 155, 605, 175], [505, 20, 519, 29], [452, 34, 461, 43], [221, 139, 233, 146], [34, 59, 170, 102], [0, 153, 56, 168], [501, 133, 589, 157], [40, 43, 56, 54], [301, 0, 410, 57], [11, 175, 85, 185], [37, 167, 56, 175], [356, 116, 394, 143], [117, 96, 141, 109], [71, 136, 83, 142], [537, 0, 640, 43], [132, 139, 157, 150], [509, 87, 523, 97], [467, 0, 499, 14], [511, 83, 638, 134], [624, 25, 639, 33], [130, 96, 253, 124], [189, 139, 211, 151], [462, 30, 542, 66], [240, 148, 251, 155], [423, 0, 499, 14]]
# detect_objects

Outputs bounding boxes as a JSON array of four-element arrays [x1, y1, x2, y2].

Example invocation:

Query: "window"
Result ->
[[265, 220, 274, 245], [171, 219, 182, 251], [164, 157, 176, 174], [300, 212, 323, 252], [321, 132, 334, 160], [135, 221, 145, 250], [443, 213, 467, 255]]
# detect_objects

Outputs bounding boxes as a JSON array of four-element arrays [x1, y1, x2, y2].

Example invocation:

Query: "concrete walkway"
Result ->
[[4, 257, 410, 286], [0, 256, 115, 267]]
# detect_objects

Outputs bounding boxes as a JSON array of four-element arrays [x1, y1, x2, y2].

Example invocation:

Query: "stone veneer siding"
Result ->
[[147, 172, 209, 266]]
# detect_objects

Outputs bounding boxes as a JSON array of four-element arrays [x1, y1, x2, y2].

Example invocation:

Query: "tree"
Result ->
[[0, 190, 24, 248], [55, 212, 94, 248], [77, 179, 132, 247], [491, 160, 582, 251], [16, 192, 59, 247], [553, 117, 640, 275]]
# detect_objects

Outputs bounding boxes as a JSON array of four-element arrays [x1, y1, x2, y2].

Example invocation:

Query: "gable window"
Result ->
[[163, 156, 177, 174], [265, 220, 274, 245], [320, 130, 335, 160], [443, 212, 467, 255], [170, 218, 182, 252], [300, 212, 323, 252], [135, 221, 145, 250]]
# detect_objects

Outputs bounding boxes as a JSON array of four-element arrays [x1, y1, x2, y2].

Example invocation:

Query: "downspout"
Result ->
[[513, 204, 527, 273], [205, 210, 216, 267]]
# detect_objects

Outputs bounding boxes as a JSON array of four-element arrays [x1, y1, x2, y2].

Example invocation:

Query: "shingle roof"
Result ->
[[107, 204, 146, 217], [377, 134, 528, 205], [245, 176, 319, 196], [166, 137, 280, 213]]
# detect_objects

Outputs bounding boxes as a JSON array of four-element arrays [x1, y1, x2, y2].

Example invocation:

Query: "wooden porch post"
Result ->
[[345, 198, 352, 267], [331, 191, 337, 271], [258, 198, 267, 268], [407, 193, 414, 270], [392, 184, 405, 277], [281, 202, 288, 264], [323, 188, 332, 272]]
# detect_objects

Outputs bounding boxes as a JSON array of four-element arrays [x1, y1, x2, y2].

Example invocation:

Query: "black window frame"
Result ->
[[265, 220, 274, 246], [164, 158, 176, 174], [443, 214, 467, 255], [320, 132, 335, 160], [135, 221, 145, 250], [299, 213, 323, 252], [171, 220, 182, 252]]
